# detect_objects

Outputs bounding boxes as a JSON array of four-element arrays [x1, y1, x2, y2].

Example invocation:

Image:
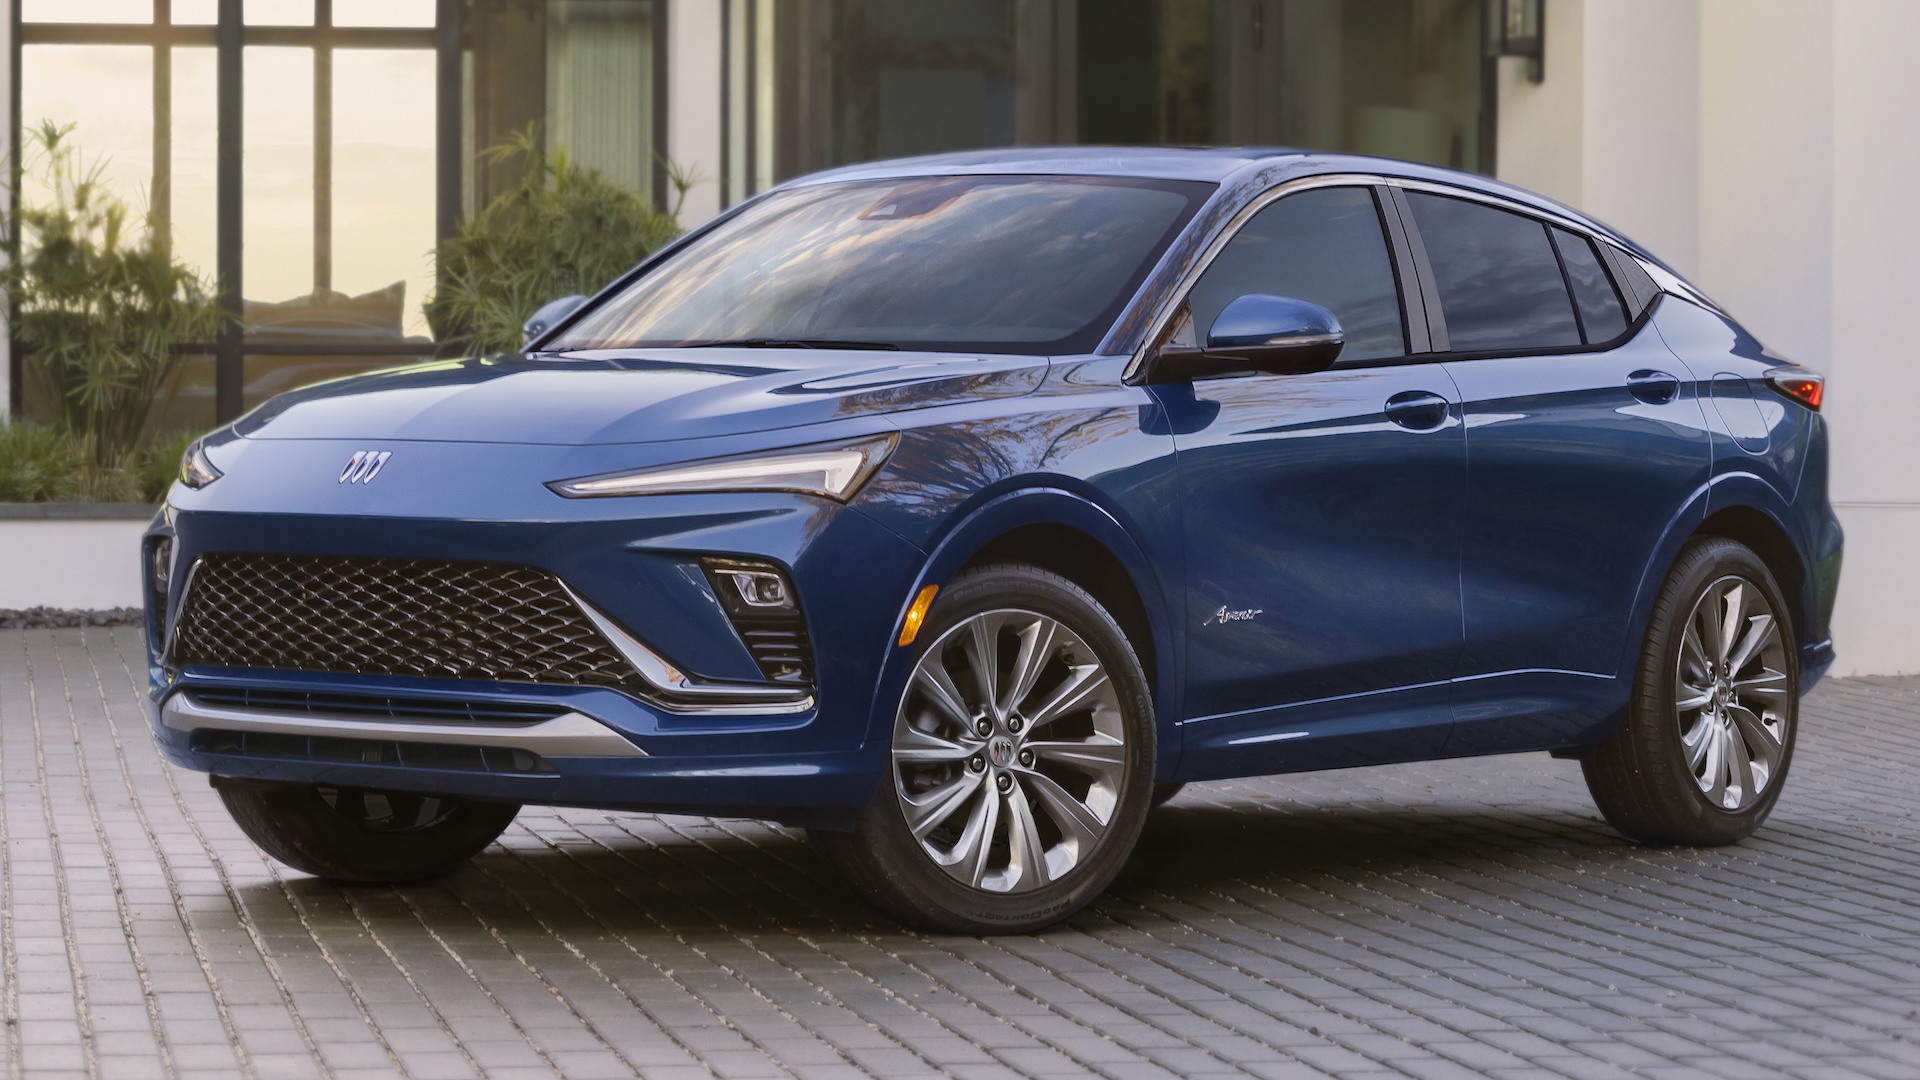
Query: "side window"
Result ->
[[1187, 187, 1405, 363], [1404, 191, 1581, 353], [1551, 227, 1628, 343], [1603, 242, 1660, 315]]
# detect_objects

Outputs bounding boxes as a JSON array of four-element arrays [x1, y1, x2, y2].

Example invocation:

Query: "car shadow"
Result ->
[[253, 795, 1640, 944]]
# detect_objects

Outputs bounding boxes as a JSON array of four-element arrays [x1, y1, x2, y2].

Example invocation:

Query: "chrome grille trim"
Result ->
[[162, 691, 650, 758]]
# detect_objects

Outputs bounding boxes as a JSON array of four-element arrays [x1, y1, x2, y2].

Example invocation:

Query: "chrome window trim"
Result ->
[[1383, 177, 1713, 316], [1121, 171, 1693, 383]]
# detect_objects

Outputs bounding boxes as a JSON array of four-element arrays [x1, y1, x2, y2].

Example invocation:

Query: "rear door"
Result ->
[[1169, 183, 1466, 778], [1396, 188, 1713, 753]]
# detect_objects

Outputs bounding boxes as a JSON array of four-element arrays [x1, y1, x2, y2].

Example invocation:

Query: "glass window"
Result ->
[[552, 176, 1212, 355], [333, 0, 435, 27], [546, 0, 660, 196], [332, 50, 438, 341], [173, 0, 219, 24], [466, 0, 665, 211], [246, 0, 314, 26], [1552, 227, 1628, 343], [20, 45, 154, 213], [242, 46, 315, 314], [743, 0, 1489, 204], [1606, 243, 1660, 316], [1186, 187, 1405, 363], [1405, 192, 1581, 353], [22, 0, 148, 22]]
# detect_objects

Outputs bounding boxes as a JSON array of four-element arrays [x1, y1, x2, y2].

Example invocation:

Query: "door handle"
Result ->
[[1384, 390, 1450, 431], [1628, 369, 1682, 405]]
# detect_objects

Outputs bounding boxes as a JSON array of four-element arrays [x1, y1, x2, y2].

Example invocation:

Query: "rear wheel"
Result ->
[[1583, 537, 1798, 845], [214, 778, 520, 881], [812, 564, 1156, 933]]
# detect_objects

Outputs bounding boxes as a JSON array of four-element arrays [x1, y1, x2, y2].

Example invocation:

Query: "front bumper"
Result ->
[[145, 441, 929, 818], [150, 685, 880, 825]]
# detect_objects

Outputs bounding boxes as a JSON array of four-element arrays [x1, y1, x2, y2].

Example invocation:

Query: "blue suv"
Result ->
[[144, 148, 1841, 933]]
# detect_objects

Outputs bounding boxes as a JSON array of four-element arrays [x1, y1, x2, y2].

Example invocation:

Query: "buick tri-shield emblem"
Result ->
[[338, 450, 392, 484]]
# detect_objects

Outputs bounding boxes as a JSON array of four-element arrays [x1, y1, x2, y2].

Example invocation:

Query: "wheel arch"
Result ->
[[863, 486, 1183, 779], [1695, 505, 1807, 638]]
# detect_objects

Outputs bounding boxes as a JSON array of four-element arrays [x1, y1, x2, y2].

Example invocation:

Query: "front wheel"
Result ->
[[811, 564, 1156, 933], [1583, 537, 1798, 846], [214, 778, 520, 881]]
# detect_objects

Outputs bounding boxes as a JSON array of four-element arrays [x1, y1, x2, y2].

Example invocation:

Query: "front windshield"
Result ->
[[549, 175, 1213, 355]]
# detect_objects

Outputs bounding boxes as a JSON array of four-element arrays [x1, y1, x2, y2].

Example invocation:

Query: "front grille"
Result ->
[[189, 687, 569, 725], [171, 553, 645, 693]]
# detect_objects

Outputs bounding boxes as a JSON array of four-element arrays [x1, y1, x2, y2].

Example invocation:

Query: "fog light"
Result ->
[[725, 569, 791, 609], [701, 557, 814, 685], [151, 538, 173, 596]]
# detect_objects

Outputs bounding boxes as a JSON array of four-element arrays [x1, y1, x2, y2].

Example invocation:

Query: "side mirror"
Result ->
[[522, 294, 587, 349], [1146, 293, 1344, 383]]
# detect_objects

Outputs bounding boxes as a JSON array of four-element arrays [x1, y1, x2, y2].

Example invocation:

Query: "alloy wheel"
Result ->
[[892, 609, 1128, 893], [1674, 575, 1791, 812]]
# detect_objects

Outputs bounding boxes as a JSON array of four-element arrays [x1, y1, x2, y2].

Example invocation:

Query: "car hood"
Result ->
[[238, 349, 1047, 445]]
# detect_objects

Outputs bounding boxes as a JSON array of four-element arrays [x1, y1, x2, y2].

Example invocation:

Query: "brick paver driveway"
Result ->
[[2, 626, 1917, 1080]]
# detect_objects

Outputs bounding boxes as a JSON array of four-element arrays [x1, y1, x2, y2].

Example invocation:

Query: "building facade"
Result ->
[[3, 0, 1910, 675]]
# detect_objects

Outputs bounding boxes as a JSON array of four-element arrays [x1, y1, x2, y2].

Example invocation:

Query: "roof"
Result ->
[[774, 146, 1655, 262]]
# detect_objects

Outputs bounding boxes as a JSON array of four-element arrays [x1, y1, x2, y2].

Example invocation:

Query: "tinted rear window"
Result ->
[[1552, 227, 1628, 343], [550, 175, 1213, 355], [1406, 192, 1581, 353]]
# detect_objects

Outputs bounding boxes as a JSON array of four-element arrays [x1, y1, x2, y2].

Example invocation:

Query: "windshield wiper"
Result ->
[[687, 338, 901, 351]]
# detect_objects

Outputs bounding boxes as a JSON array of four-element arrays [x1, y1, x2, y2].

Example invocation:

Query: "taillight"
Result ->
[[1765, 366, 1824, 411]]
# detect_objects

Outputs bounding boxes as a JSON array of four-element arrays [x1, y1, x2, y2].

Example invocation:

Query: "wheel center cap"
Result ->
[[988, 737, 1016, 768]]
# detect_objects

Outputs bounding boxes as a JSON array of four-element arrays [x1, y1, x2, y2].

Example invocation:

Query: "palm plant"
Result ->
[[428, 129, 693, 356], [5, 122, 227, 469]]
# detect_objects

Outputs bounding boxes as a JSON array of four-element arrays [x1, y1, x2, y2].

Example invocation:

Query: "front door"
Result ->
[[1169, 185, 1465, 778]]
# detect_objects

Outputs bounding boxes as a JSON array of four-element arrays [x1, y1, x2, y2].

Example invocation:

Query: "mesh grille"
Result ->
[[172, 553, 643, 692]]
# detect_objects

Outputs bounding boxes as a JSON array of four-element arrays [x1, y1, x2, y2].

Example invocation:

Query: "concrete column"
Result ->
[[1, 1, 12, 422], [1495, 0, 1700, 274], [667, 0, 724, 226]]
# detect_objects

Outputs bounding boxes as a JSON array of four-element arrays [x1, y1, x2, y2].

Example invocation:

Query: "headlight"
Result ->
[[179, 438, 223, 489], [547, 433, 898, 501]]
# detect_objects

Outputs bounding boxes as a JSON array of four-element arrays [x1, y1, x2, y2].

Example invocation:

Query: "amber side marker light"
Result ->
[[1766, 366, 1824, 411], [898, 585, 940, 647]]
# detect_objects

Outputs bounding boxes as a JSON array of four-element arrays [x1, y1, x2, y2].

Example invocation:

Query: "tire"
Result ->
[[811, 563, 1156, 934], [214, 778, 520, 881], [1583, 537, 1798, 846]]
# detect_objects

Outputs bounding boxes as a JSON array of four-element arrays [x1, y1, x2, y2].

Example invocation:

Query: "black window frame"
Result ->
[[1386, 181, 1662, 364]]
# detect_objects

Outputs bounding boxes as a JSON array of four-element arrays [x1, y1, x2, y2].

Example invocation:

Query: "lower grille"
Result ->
[[189, 728, 556, 774], [171, 553, 645, 693], [189, 687, 568, 725]]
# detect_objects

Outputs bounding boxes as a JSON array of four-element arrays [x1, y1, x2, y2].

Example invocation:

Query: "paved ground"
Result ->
[[2, 626, 1918, 1080]]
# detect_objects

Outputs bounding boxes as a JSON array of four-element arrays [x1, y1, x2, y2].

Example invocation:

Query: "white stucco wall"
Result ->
[[1498, 0, 1919, 675], [0, 520, 149, 610]]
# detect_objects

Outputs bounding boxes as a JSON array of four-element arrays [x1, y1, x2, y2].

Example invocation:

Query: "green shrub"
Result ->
[[427, 129, 691, 356], [4, 122, 228, 470], [134, 430, 201, 504], [0, 422, 82, 502]]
